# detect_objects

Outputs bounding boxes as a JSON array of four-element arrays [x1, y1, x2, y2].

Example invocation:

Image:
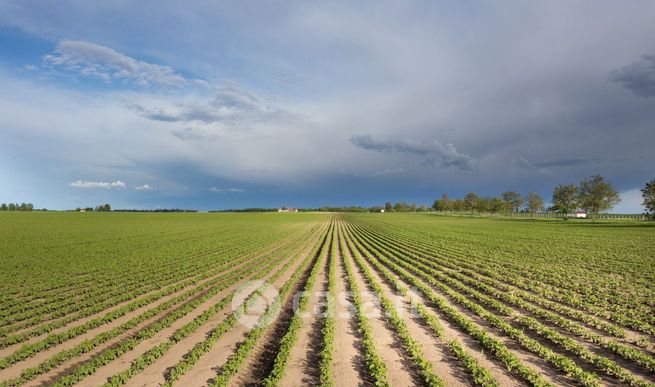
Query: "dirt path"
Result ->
[[341, 235, 419, 386], [332, 232, 367, 387], [273, 246, 328, 386]]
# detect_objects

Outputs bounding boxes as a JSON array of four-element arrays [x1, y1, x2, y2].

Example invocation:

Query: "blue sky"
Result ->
[[0, 1, 654, 211]]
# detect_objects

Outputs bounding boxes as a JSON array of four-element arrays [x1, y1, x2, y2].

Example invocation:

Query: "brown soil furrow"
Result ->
[[173, 240, 315, 387], [24, 307, 171, 386], [378, 232, 654, 384], [79, 282, 244, 386], [0, 232, 302, 360], [352, 247, 522, 385], [274, 248, 328, 386], [227, 226, 333, 387], [348, 235, 471, 386], [507, 309, 655, 385], [2, 231, 275, 339], [342, 239, 419, 386], [1, 237, 303, 385], [332, 235, 367, 387], [124, 234, 321, 387], [370, 251, 576, 386]]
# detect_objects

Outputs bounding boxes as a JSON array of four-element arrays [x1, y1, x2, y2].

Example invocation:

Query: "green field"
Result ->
[[0, 212, 653, 386]]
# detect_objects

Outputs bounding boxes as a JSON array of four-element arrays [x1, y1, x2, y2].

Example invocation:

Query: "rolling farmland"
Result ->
[[0, 212, 654, 386]]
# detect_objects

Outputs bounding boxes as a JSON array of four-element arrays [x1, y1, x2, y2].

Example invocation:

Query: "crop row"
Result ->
[[0, 224, 324, 386], [161, 222, 331, 386], [346, 220, 653, 386], [353, 222, 655, 373]]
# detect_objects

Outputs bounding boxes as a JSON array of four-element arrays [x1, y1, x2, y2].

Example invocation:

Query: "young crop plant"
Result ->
[[338, 224, 390, 387], [262, 226, 334, 386]]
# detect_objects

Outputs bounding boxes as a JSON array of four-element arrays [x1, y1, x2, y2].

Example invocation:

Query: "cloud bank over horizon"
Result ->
[[0, 1, 653, 212]]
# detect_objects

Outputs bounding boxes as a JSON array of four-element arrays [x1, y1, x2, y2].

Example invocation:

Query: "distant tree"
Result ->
[[502, 191, 524, 215], [475, 197, 490, 213], [0, 203, 6, 211], [103, 203, 111, 212], [577, 175, 620, 218], [8, 203, 16, 211], [642, 178, 655, 219], [464, 192, 479, 212], [393, 201, 410, 212], [410, 202, 417, 212], [385, 202, 393, 212], [452, 198, 465, 212], [489, 197, 504, 213], [433, 193, 452, 211], [526, 192, 545, 216], [26, 203, 34, 211], [551, 184, 578, 219]]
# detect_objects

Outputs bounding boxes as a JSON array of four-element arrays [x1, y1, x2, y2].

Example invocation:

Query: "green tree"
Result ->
[[502, 191, 523, 215], [8, 203, 16, 211], [26, 203, 34, 211], [577, 175, 620, 218], [526, 192, 544, 216], [641, 178, 655, 219], [464, 192, 479, 212], [475, 197, 490, 213], [489, 197, 504, 213], [103, 203, 111, 212], [393, 201, 409, 212], [452, 198, 465, 212], [385, 202, 393, 212], [551, 184, 578, 219], [433, 193, 452, 211], [0, 203, 6, 211]]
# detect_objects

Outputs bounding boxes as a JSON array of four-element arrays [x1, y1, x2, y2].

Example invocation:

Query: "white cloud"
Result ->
[[129, 85, 297, 134], [43, 40, 198, 88], [134, 184, 153, 191], [69, 180, 126, 189], [210, 187, 245, 193]]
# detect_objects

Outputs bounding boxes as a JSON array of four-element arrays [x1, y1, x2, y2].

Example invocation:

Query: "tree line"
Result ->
[[431, 175, 624, 219], [0, 202, 35, 211], [433, 175, 636, 219]]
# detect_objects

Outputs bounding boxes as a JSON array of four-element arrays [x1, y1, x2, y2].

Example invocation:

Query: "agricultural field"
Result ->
[[0, 212, 654, 386]]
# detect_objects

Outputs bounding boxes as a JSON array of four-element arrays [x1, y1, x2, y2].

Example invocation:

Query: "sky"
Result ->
[[0, 1, 653, 212]]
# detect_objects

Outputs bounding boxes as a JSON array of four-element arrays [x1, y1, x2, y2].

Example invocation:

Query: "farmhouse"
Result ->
[[278, 207, 298, 213]]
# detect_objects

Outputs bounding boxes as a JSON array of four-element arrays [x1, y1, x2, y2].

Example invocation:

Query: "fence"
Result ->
[[430, 211, 648, 220]]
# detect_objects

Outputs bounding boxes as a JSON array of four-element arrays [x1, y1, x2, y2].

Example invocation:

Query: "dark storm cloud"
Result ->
[[610, 55, 655, 98], [350, 135, 477, 173], [533, 158, 596, 168]]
